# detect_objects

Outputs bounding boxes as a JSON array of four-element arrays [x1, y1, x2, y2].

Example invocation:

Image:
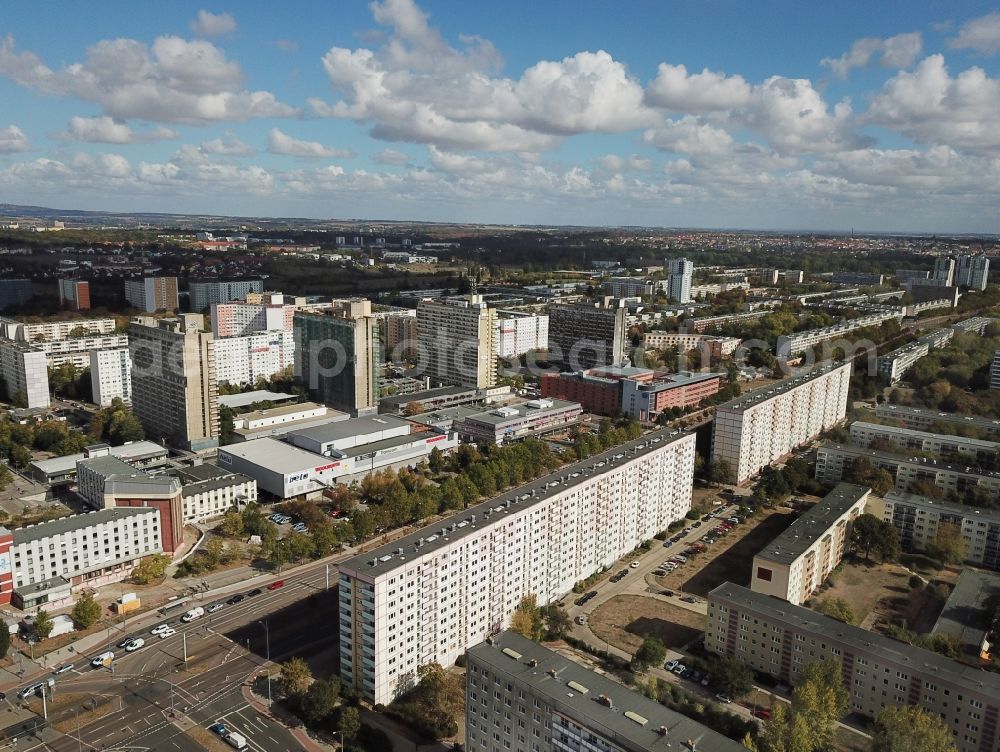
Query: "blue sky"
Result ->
[[1, 1, 999, 232]]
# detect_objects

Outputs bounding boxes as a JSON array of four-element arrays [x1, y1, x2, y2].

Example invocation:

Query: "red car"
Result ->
[[267, 580, 285, 590], [753, 709, 772, 720]]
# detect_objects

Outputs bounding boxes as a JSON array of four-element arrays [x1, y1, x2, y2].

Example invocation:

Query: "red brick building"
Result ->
[[541, 366, 654, 416]]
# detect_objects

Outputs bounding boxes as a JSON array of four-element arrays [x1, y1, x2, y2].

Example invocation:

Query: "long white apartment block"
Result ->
[[213, 330, 294, 386], [711, 362, 852, 483], [876, 341, 929, 383], [776, 310, 903, 358], [0, 316, 115, 342], [816, 444, 1000, 501], [849, 421, 1000, 464], [707, 583, 1000, 752], [338, 428, 697, 704], [494, 311, 548, 358], [750, 483, 868, 605], [868, 492, 1000, 571], [90, 347, 132, 406]]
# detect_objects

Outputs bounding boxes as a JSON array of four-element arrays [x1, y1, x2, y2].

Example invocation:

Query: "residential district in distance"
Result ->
[[0, 216, 999, 752]]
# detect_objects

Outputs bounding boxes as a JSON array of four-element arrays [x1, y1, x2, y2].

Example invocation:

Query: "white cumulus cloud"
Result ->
[[57, 116, 177, 144], [645, 63, 752, 111], [0, 33, 296, 124], [821, 32, 922, 78], [267, 128, 354, 159], [373, 148, 410, 165], [948, 11, 1000, 55], [0, 124, 30, 153], [191, 10, 237, 38]]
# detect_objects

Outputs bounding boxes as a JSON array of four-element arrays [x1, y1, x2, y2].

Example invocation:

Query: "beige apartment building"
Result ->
[[416, 295, 497, 389], [751, 483, 869, 605], [128, 314, 218, 451], [707, 583, 1000, 752]]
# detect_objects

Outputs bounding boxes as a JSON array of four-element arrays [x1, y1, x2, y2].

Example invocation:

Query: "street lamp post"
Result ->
[[258, 620, 271, 706]]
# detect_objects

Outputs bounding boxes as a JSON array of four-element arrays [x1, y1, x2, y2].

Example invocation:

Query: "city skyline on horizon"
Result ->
[[2, 1, 1000, 233]]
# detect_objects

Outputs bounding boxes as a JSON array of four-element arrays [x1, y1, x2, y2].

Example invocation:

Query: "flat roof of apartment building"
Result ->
[[219, 438, 326, 475], [342, 427, 692, 578], [755, 483, 868, 565], [851, 421, 999, 450], [13, 508, 156, 546], [710, 582, 1000, 695], [819, 443, 1000, 479], [714, 362, 849, 414], [882, 491, 1000, 525], [875, 404, 1000, 432], [469, 632, 748, 752], [932, 569, 1000, 656]]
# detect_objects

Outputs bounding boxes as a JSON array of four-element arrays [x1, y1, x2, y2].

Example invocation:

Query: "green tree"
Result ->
[[390, 662, 463, 739], [301, 677, 341, 726], [926, 522, 967, 565], [219, 404, 236, 445], [851, 513, 900, 562], [218, 509, 245, 538], [337, 705, 361, 741], [791, 658, 849, 752], [428, 447, 445, 473], [310, 521, 339, 558], [815, 597, 855, 624], [0, 622, 9, 658], [510, 594, 544, 641], [0, 464, 12, 491], [279, 657, 313, 697], [266, 540, 291, 572], [202, 537, 225, 567], [711, 655, 754, 698], [749, 701, 813, 752], [543, 604, 572, 641], [631, 636, 667, 672], [71, 592, 102, 629], [131, 554, 170, 584], [34, 609, 54, 640], [872, 705, 957, 752]]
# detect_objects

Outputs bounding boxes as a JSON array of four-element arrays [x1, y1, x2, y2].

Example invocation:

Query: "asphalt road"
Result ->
[[12, 559, 343, 752]]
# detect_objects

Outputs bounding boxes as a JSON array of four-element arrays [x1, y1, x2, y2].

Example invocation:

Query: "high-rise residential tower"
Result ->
[[416, 295, 498, 388], [128, 314, 218, 450]]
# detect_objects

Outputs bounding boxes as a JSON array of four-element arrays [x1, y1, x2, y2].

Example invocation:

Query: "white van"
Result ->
[[225, 732, 248, 749], [90, 651, 114, 668], [181, 606, 205, 623]]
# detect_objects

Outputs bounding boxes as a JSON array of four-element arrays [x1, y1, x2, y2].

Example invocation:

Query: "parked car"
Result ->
[[575, 615, 587, 625], [629, 561, 640, 569], [754, 709, 772, 720], [716, 693, 733, 704], [662, 590, 674, 597], [665, 660, 679, 671], [681, 595, 698, 604]]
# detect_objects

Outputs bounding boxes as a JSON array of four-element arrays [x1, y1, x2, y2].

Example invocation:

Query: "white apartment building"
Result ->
[[643, 332, 741, 357], [849, 421, 999, 464], [213, 330, 295, 386], [189, 279, 263, 312], [815, 444, 1000, 501], [665, 258, 693, 303], [869, 492, 1000, 571], [992, 350, 1000, 391], [338, 428, 697, 703], [35, 333, 130, 369], [90, 347, 132, 406], [874, 403, 1000, 438], [494, 311, 548, 358], [602, 277, 653, 298], [0, 316, 115, 342], [454, 398, 582, 445], [712, 362, 852, 483], [10, 508, 162, 592], [932, 256, 956, 285], [124, 277, 178, 313], [416, 296, 497, 389], [750, 483, 869, 605], [956, 254, 990, 291], [179, 469, 257, 523], [0, 341, 49, 409], [706, 583, 1000, 752], [211, 300, 294, 337], [776, 310, 904, 358], [876, 341, 929, 383]]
